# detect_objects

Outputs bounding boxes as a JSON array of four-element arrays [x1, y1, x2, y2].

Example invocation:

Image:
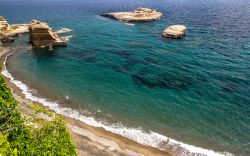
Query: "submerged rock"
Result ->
[[29, 20, 67, 48], [101, 7, 162, 22], [162, 25, 187, 39]]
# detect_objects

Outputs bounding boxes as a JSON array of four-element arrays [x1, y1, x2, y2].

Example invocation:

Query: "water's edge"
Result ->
[[2, 53, 233, 156]]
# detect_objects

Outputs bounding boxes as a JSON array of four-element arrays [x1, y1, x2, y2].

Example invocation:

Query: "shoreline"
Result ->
[[0, 45, 171, 156], [0, 45, 233, 156]]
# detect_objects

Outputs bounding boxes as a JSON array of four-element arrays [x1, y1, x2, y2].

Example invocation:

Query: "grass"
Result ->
[[0, 75, 77, 156]]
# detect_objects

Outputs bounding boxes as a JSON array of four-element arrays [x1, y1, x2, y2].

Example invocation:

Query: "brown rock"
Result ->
[[29, 20, 67, 48], [0, 35, 14, 43], [162, 25, 187, 39], [0, 16, 9, 30], [101, 7, 162, 22]]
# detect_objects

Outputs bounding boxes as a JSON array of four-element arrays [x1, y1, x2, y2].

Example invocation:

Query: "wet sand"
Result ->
[[0, 45, 171, 156]]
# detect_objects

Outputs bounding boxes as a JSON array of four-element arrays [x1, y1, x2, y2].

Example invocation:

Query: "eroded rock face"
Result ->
[[162, 25, 187, 39], [29, 20, 67, 48], [0, 16, 9, 30], [101, 7, 162, 22]]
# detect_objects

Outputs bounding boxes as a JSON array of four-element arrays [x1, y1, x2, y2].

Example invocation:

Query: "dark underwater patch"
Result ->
[[195, 90, 203, 96], [144, 57, 159, 65], [112, 50, 149, 66], [68, 51, 96, 62], [79, 54, 96, 62], [220, 82, 237, 93], [131, 73, 193, 90], [112, 50, 132, 58]]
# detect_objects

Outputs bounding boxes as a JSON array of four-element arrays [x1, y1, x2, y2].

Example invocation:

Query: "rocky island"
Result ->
[[29, 20, 67, 48], [162, 25, 187, 39], [101, 7, 162, 22]]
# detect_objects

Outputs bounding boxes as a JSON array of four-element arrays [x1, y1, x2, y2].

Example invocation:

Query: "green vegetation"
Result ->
[[0, 75, 77, 155], [28, 103, 53, 117]]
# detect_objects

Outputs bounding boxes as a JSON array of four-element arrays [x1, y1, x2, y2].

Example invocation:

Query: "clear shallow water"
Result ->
[[1, 0, 250, 155]]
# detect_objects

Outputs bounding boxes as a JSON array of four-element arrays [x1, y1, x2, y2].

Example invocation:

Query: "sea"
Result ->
[[1, 0, 250, 155]]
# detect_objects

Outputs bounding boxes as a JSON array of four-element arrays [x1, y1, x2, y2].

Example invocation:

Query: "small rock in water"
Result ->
[[162, 25, 187, 39], [48, 45, 54, 51]]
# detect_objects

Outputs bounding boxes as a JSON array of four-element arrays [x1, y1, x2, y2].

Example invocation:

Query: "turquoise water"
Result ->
[[1, 0, 250, 155]]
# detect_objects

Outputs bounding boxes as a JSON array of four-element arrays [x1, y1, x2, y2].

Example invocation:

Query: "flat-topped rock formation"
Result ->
[[29, 20, 67, 48], [162, 25, 187, 39], [101, 7, 162, 22]]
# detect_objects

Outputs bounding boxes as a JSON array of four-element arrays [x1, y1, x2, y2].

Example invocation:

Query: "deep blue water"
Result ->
[[1, 0, 250, 155]]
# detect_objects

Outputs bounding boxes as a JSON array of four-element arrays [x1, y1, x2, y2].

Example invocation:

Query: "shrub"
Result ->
[[0, 75, 77, 155]]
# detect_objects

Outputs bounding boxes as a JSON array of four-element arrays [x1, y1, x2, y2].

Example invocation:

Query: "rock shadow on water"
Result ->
[[131, 73, 193, 90], [111, 50, 133, 59], [31, 47, 58, 57], [220, 82, 237, 93], [112, 50, 149, 65], [97, 62, 133, 74]]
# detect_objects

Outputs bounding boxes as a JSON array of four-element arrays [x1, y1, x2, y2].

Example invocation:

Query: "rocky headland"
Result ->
[[0, 16, 29, 43], [101, 7, 162, 22], [162, 25, 187, 39], [1, 16, 68, 48]]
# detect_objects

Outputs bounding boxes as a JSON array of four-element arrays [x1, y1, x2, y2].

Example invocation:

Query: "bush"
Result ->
[[0, 75, 77, 155]]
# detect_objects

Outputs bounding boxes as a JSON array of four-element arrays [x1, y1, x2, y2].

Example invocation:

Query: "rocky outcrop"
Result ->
[[29, 20, 67, 48], [0, 16, 29, 40], [101, 7, 162, 22], [0, 16, 9, 30], [162, 25, 187, 39], [0, 17, 15, 43], [2, 24, 29, 37], [0, 35, 14, 43]]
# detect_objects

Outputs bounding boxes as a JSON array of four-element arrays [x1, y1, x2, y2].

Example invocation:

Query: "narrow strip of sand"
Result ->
[[0, 45, 171, 156]]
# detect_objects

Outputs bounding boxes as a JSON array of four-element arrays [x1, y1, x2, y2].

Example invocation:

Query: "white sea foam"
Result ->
[[124, 22, 135, 26], [2, 54, 233, 156], [56, 28, 73, 34], [61, 35, 75, 41]]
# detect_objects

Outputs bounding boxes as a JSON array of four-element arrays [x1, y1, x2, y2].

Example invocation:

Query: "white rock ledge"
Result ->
[[162, 25, 187, 39]]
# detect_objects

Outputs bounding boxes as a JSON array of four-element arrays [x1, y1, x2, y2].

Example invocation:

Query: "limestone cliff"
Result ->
[[29, 20, 67, 48]]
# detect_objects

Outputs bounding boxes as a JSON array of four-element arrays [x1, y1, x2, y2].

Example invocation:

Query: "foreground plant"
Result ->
[[0, 75, 77, 155]]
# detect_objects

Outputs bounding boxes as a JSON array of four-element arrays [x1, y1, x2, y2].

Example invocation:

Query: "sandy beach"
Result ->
[[0, 45, 171, 156]]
